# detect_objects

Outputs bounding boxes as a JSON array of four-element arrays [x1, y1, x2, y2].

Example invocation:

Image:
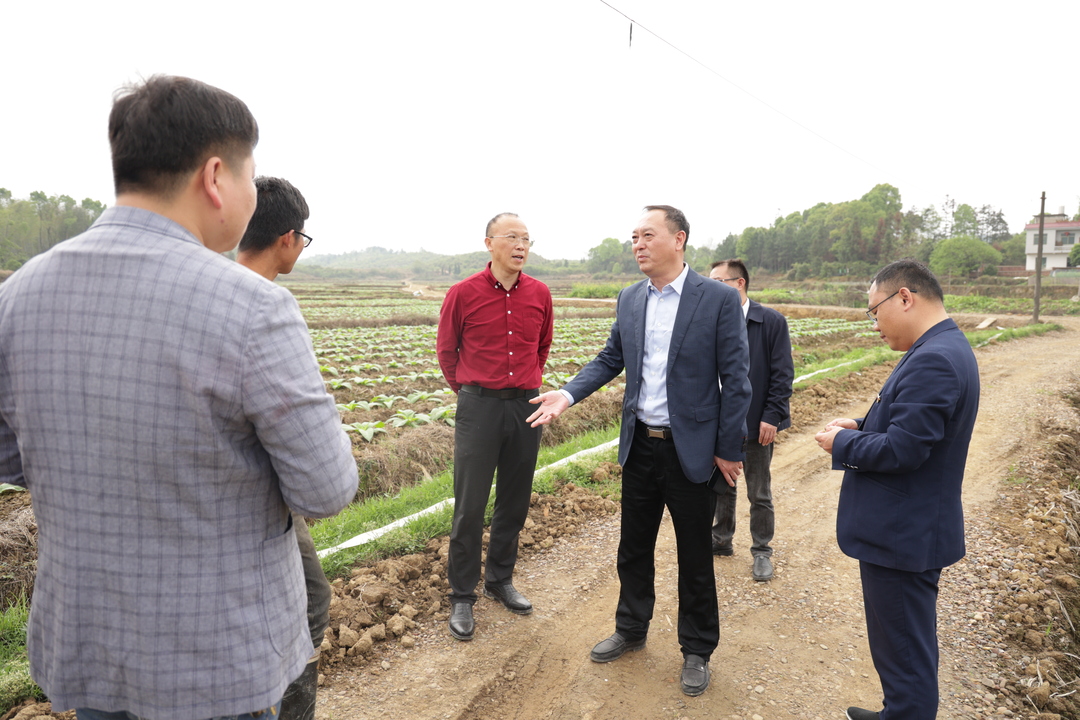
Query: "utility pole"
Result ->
[[1034, 192, 1046, 324]]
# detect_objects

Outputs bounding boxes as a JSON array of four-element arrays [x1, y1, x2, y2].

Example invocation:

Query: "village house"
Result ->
[[1026, 207, 1079, 271]]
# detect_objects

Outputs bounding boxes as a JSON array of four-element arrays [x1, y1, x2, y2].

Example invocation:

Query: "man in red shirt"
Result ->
[[436, 212, 553, 641]]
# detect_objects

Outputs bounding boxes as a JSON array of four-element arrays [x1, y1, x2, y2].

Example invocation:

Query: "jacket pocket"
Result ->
[[259, 524, 306, 657], [692, 404, 719, 422]]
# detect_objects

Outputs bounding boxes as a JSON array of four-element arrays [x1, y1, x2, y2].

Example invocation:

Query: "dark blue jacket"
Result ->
[[564, 267, 751, 483], [744, 300, 793, 440], [832, 319, 979, 572]]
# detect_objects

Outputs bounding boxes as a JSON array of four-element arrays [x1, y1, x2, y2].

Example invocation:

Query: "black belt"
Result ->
[[459, 385, 538, 400], [643, 425, 672, 440]]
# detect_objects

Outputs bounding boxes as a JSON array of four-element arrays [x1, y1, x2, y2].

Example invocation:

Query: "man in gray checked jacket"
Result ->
[[0, 76, 358, 720]]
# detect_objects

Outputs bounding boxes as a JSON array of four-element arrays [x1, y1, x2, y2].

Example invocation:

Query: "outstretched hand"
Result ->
[[527, 391, 570, 427]]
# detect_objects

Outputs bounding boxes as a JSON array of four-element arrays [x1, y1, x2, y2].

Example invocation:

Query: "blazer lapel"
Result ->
[[666, 270, 704, 374], [630, 280, 649, 382]]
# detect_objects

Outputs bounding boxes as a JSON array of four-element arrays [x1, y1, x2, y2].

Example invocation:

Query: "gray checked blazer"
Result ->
[[0, 207, 358, 719]]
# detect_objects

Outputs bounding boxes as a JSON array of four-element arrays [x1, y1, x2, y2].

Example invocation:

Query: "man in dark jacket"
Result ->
[[708, 259, 793, 582], [815, 259, 980, 720]]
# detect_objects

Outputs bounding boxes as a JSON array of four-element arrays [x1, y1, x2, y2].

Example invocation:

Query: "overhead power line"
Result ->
[[598, 0, 885, 175]]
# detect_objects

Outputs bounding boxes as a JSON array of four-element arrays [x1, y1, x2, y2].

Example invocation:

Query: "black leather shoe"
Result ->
[[752, 555, 774, 582], [483, 583, 533, 615], [589, 632, 646, 663], [712, 542, 733, 556], [680, 654, 710, 696], [845, 708, 880, 720], [448, 602, 474, 641]]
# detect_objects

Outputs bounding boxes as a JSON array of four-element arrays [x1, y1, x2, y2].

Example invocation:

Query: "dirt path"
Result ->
[[316, 317, 1080, 720]]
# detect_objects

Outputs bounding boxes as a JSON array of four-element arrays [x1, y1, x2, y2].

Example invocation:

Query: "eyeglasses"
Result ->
[[714, 277, 741, 284], [294, 230, 313, 248], [865, 289, 916, 322], [489, 234, 533, 248]]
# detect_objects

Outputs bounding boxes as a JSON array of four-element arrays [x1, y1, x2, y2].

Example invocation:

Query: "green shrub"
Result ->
[[567, 282, 629, 299]]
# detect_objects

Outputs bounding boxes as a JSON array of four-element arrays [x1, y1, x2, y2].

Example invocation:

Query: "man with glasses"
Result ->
[[237, 176, 312, 279], [815, 259, 980, 720], [237, 176, 326, 720], [436, 212, 553, 641], [708, 259, 793, 582]]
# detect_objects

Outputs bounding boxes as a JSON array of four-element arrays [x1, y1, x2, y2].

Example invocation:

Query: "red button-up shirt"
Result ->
[[436, 264, 553, 393]]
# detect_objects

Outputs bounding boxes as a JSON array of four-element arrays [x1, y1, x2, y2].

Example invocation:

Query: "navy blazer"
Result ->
[[832, 319, 980, 572], [564, 267, 751, 483], [745, 300, 794, 439]]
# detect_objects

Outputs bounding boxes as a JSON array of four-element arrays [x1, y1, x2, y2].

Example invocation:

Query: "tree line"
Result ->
[[0, 184, 1049, 281], [0, 189, 107, 271], [584, 184, 1030, 279]]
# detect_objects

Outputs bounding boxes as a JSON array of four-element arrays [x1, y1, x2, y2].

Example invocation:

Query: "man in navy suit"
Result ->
[[708, 259, 793, 583], [528, 205, 751, 697], [815, 259, 980, 720]]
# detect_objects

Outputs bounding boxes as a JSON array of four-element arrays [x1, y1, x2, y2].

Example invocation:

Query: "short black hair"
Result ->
[[643, 205, 690, 244], [485, 212, 519, 237], [871, 259, 944, 303], [238, 177, 310, 253], [109, 75, 259, 197], [711, 258, 750, 291]]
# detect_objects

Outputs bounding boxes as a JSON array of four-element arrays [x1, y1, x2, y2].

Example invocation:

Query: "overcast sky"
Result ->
[[3, 1, 1077, 262]]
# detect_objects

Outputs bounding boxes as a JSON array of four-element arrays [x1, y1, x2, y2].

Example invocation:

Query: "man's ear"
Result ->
[[201, 156, 225, 210], [277, 230, 296, 249]]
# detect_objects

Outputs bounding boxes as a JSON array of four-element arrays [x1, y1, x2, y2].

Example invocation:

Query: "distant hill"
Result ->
[[297, 246, 582, 280]]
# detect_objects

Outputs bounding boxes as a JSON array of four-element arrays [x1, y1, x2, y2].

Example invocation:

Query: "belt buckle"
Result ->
[[647, 427, 669, 440]]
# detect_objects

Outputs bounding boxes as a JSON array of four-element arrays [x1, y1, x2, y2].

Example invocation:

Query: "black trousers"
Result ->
[[615, 421, 719, 659], [447, 389, 542, 603]]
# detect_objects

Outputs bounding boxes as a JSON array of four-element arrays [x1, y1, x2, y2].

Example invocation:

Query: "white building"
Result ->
[[1025, 207, 1078, 271]]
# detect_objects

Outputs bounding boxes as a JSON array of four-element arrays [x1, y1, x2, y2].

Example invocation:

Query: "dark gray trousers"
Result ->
[[448, 390, 541, 603], [293, 510, 331, 648], [711, 439, 774, 557]]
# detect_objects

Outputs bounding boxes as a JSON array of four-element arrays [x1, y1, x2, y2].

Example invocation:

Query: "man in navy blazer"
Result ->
[[529, 205, 751, 697], [815, 260, 980, 720], [708, 260, 793, 583]]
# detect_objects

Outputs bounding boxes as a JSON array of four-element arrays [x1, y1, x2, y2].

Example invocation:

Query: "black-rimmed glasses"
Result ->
[[294, 230, 313, 248], [865, 289, 916, 322]]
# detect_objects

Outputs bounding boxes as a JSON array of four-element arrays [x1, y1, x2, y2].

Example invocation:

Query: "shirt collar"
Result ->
[[647, 262, 689, 296], [740, 296, 750, 319], [481, 261, 522, 291]]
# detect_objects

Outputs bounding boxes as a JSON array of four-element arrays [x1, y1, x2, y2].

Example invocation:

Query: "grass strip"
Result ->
[[311, 424, 621, 577], [792, 323, 1062, 389], [0, 595, 42, 716]]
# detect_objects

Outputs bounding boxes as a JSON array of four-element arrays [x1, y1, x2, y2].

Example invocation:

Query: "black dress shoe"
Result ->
[[712, 542, 733, 556], [589, 632, 646, 663], [483, 583, 533, 615], [680, 654, 710, 696], [752, 555, 774, 581], [448, 602, 474, 641], [845, 708, 880, 720]]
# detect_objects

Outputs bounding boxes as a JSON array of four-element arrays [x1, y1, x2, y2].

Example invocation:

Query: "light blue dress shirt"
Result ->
[[559, 264, 691, 422], [635, 263, 689, 426]]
